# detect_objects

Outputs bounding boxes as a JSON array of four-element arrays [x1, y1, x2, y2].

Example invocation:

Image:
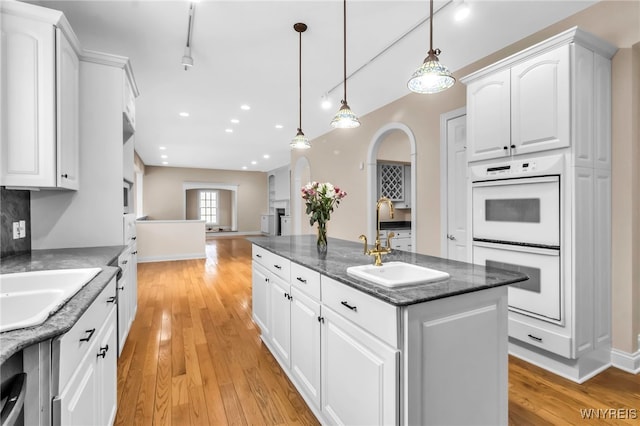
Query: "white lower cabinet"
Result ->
[[321, 306, 398, 426], [251, 262, 271, 337], [53, 276, 118, 426], [290, 288, 321, 409], [269, 275, 292, 367]]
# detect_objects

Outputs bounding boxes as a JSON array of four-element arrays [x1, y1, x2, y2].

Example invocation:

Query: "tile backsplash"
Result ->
[[1, 187, 31, 258]]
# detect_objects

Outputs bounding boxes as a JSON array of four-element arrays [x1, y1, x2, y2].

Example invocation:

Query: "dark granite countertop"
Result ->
[[248, 235, 528, 307], [0, 246, 125, 364]]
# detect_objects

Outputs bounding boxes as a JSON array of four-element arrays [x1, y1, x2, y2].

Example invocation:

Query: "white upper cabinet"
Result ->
[[0, 2, 80, 189], [463, 27, 615, 163], [511, 45, 570, 156], [466, 69, 511, 161]]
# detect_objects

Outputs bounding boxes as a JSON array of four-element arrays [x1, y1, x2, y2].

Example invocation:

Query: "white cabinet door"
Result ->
[[0, 12, 79, 189], [321, 307, 398, 426], [290, 288, 321, 409], [54, 353, 99, 426], [511, 44, 570, 155], [1, 14, 56, 188], [466, 68, 511, 162], [117, 251, 130, 356], [252, 262, 271, 337], [56, 27, 80, 190], [269, 276, 292, 368], [96, 308, 118, 426]]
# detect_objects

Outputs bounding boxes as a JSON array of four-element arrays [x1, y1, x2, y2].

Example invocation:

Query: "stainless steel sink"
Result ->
[[0, 268, 102, 332], [346, 261, 449, 287]]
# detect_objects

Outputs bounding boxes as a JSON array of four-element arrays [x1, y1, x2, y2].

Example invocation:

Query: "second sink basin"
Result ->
[[346, 261, 450, 288], [0, 268, 102, 333]]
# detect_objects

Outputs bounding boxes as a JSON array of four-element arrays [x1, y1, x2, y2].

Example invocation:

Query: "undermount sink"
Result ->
[[346, 261, 450, 288], [0, 268, 102, 333]]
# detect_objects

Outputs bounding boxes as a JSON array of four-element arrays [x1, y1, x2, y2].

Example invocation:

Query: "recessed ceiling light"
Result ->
[[225, 128, 233, 133], [263, 154, 270, 159], [242, 166, 247, 170], [240, 104, 251, 111], [251, 160, 257, 165], [179, 112, 189, 117], [275, 124, 283, 129], [454, 1, 471, 21], [162, 161, 169, 165], [159, 146, 167, 150], [230, 118, 240, 124], [161, 154, 168, 159]]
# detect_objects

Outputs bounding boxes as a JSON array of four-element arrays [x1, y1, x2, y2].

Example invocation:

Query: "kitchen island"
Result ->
[[249, 235, 528, 426]]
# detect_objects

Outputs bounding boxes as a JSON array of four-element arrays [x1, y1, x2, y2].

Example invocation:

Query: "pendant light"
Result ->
[[330, 0, 360, 129], [407, 0, 455, 94], [291, 23, 311, 149]]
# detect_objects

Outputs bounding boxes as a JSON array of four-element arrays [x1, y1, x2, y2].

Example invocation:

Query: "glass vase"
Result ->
[[316, 222, 328, 256]]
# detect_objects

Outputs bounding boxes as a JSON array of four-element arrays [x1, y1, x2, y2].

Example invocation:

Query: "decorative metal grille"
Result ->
[[379, 164, 404, 201]]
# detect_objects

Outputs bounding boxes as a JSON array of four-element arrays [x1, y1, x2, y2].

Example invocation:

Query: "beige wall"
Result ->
[[292, 1, 640, 354], [143, 166, 267, 232]]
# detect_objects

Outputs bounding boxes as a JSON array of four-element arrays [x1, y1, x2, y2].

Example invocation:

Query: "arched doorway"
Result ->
[[366, 123, 417, 250]]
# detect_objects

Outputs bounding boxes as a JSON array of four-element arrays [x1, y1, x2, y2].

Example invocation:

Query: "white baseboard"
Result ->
[[137, 253, 206, 263], [611, 348, 640, 374]]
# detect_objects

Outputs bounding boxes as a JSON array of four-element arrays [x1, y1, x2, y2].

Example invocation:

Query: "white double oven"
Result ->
[[471, 155, 564, 325]]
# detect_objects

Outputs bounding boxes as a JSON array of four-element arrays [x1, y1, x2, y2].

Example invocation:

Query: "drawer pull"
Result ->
[[97, 345, 109, 358], [132, 236, 137, 240], [274, 264, 282, 270], [122, 260, 128, 265], [296, 277, 307, 284], [107, 296, 116, 303], [527, 334, 543, 342], [340, 301, 357, 312], [118, 286, 125, 291], [80, 328, 96, 342], [317, 316, 324, 323], [256, 254, 262, 258]]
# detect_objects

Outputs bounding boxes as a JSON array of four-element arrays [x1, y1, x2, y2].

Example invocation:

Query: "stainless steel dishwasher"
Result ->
[[1, 352, 26, 426]]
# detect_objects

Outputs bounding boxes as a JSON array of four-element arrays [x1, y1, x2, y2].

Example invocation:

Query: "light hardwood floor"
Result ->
[[116, 237, 640, 425]]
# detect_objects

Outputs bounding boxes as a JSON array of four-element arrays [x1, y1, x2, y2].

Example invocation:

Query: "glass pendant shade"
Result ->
[[331, 101, 360, 129], [408, 51, 455, 94], [290, 128, 311, 149]]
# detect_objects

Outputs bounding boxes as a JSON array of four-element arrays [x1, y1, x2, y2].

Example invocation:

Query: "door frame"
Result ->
[[439, 107, 466, 258], [366, 122, 417, 250]]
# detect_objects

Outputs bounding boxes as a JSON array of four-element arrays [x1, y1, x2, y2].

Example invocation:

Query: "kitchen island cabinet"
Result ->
[[250, 235, 527, 425]]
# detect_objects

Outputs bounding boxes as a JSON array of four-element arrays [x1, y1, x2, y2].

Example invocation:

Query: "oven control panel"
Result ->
[[485, 161, 537, 177], [471, 154, 564, 181]]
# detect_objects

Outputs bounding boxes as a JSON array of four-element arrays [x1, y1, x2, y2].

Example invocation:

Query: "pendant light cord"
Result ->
[[298, 28, 302, 131], [429, 0, 434, 53], [342, 0, 347, 105]]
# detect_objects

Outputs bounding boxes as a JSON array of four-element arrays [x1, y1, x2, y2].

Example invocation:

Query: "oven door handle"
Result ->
[[0, 373, 26, 426], [472, 240, 560, 255], [472, 175, 559, 187]]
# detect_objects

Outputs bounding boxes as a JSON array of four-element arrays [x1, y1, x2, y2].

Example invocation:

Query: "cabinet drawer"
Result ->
[[268, 253, 291, 282], [390, 229, 411, 239], [291, 262, 320, 300], [509, 316, 571, 358], [321, 276, 398, 347], [57, 277, 117, 390], [252, 245, 269, 266]]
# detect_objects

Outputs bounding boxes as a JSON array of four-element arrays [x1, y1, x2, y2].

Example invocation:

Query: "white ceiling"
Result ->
[[30, 0, 597, 172]]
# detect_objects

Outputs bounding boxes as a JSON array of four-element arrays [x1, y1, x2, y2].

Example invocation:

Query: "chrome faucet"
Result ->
[[359, 197, 395, 266]]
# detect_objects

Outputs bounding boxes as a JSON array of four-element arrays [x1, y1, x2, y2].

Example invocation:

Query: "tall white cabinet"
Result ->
[[0, 2, 80, 190], [462, 27, 616, 382]]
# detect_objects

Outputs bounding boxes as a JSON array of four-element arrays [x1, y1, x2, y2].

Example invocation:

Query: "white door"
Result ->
[[97, 309, 118, 426], [269, 276, 291, 368], [321, 307, 398, 426], [445, 113, 469, 262], [54, 358, 99, 426], [290, 288, 321, 409]]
